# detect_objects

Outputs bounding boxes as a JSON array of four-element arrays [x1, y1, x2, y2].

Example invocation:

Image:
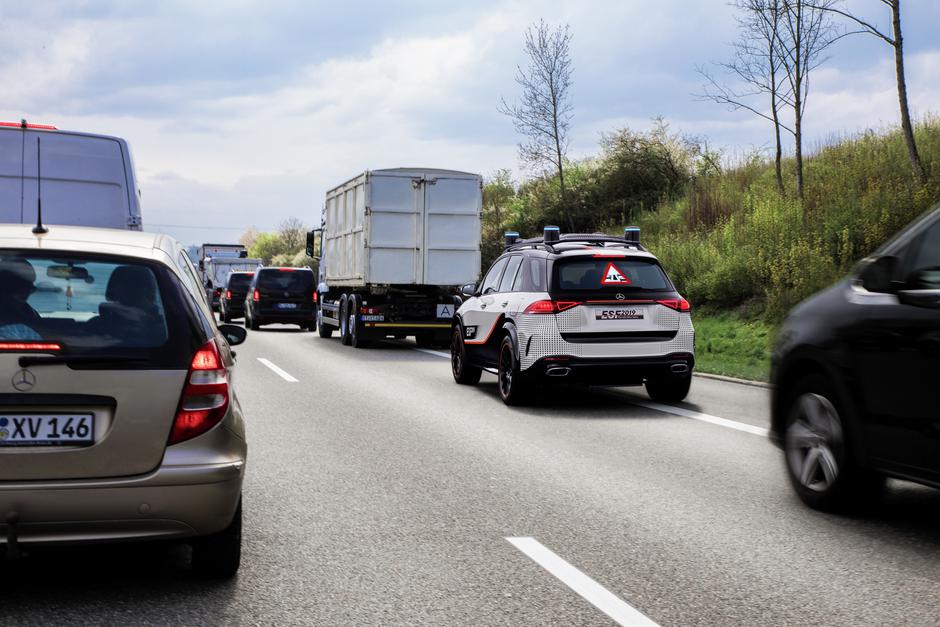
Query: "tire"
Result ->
[[339, 296, 351, 346], [317, 305, 333, 339], [497, 334, 531, 406], [348, 294, 370, 348], [783, 373, 884, 512], [645, 374, 692, 402], [451, 326, 482, 385], [191, 499, 242, 579], [220, 309, 231, 323]]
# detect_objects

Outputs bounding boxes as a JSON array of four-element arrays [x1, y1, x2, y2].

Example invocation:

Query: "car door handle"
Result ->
[[501, 302, 508, 307], [480, 303, 487, 309]]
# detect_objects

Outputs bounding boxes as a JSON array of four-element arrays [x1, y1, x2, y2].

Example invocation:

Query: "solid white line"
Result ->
[[630, 399, 769, 437], [507, 537, 660, 627], [257, 358, 299, 383], [413, 347, 451, 359]]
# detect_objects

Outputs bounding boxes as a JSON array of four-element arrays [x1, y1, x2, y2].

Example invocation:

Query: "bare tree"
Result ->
[[499, 20, 574, 230], [809, 0, 926, 184], [277, 217, 307, 253], [776, 0, 840, 200], [699, 0, 792, 196]]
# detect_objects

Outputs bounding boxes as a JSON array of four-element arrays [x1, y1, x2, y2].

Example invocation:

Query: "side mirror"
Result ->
[[858, 256, 897, 293], [218, 323, 247, 346], [306, 230, 322, 259], [461, 283, 477, 298], [198, 260, 204, 271]]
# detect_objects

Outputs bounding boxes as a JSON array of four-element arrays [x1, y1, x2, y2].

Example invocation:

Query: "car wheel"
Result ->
[[497, 334, 530, 406], [317, 305, 333, 339], [348, 295, 370, 348], [339, 296, 351, 345], [783, 374, 884, 512], [451, 326, 482, 385], [645, 374, 691, 402], [249, 311, 261, 330], [191, 499, 242, 579], [220, 309, 230, 323]]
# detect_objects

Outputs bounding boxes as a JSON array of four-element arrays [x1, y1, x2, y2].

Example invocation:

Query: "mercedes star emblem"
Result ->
[[12, 369, 36, 392], [616, 293, 626, 300]]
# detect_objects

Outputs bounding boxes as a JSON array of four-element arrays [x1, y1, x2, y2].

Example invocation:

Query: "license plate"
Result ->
[[595, 308, 644, 320], [0, 414, 94, 446], [276, 303, 298, 310], [361, 315, 384, 322]]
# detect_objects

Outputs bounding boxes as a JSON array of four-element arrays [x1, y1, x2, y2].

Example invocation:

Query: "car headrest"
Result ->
[[105, 266, 158, 306]]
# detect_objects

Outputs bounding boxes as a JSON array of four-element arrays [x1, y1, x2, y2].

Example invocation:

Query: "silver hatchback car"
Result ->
[[0, 225, 247, 578]]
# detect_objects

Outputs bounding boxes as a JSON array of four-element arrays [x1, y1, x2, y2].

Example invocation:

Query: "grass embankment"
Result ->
[[693, 312, 775, 381]]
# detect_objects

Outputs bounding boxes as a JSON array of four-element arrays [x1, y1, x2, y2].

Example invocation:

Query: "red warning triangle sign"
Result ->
[[600, 262, 631, 285]]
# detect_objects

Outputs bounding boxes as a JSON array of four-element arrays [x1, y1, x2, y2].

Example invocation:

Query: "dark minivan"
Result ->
[[244, 267, 316, 330], [220, 271, 254, 322], [771, 205, 940, 511]]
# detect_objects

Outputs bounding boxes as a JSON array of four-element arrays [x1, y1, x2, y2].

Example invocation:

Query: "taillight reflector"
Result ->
[[252, 289, 260, 302], [0, 342, 62, 351], [169, 340, 228, 445], [225, 289, 232, 300]]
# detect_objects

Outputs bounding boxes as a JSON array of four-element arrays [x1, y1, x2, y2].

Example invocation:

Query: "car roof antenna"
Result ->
[[32, 136, 48, 235]]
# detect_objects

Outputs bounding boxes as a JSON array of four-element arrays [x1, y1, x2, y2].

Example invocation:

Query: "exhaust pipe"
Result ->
[[546, 367, 571, 377], [670, 363, 689, 375]]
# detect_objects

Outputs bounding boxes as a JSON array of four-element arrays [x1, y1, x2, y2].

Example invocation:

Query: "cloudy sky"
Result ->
[[2, 0, 938, 244]]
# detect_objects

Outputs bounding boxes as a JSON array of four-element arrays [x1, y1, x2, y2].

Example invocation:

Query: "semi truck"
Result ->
[[0, 120, 143, 230], [307, 168, 482, 348], [197, 243, 254, 310]]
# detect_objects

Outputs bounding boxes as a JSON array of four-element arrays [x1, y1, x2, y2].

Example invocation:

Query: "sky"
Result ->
[[1, 0, 938, 245]]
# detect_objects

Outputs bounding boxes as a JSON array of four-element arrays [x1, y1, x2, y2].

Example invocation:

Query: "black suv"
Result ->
[[220, 271, 254, 322], [244, 267, 316, 331], [771, 206, 940, 511]]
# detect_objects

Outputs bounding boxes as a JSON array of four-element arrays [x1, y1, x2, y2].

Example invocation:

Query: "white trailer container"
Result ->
[[311, 168, 482, 348], [0, 121, 143, 230]]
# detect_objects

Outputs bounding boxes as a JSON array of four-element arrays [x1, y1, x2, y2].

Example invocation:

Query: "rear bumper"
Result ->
[[528, 353, 694, 385], [0, 426, 246, 546], [255, 308, 315, 323], [222, 300, 245, 316]]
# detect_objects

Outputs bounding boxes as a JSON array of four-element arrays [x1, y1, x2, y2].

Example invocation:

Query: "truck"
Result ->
[[197, 243, 253, 310], [0, 120, 143, 230], [307, 168, 482, 348]]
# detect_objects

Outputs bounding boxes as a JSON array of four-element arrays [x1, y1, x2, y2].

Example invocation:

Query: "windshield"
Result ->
[[0, 252, 198, 364], [553, 258, 672, 292], [227, 273, 253, 290], [257, 269, 314, 292]]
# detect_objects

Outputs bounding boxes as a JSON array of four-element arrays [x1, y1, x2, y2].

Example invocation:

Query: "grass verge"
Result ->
[[693, 312, 775, 382]]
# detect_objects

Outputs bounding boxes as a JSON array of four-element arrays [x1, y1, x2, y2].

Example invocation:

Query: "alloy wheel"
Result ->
[[785, 393, 844, 492], [498, 343, 513, 398], [451, 330, 463, 377]]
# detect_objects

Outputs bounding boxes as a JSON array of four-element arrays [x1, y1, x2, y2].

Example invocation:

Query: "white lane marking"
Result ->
[[630, 399, 769, 437], [507, 537, 660, 627], [414, 347, 450, 359], [257, 358, 299, 383]]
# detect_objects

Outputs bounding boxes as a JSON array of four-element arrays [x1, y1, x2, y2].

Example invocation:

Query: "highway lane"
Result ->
[[1, 324, 938, 625]]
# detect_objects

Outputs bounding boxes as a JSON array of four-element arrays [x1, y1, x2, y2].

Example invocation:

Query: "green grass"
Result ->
[[693, 312, 775, 382]]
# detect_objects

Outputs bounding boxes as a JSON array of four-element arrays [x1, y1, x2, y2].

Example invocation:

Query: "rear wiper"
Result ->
[[18, 355, 149, 368]]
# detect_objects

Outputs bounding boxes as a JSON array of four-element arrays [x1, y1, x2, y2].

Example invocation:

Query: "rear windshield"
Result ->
[[257, 269, 314, 292], [553, 258, 671, 292], [227, 273, 253, 290], [0, 251, 200, 365]]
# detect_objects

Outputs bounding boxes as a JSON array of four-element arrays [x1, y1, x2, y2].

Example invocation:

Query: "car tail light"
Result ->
[[657, 297, 691, 312], [523, 300, 581, 314], [0, 121, 57, 130], [169, 340, 229, 445], [225, 289, 232, 300], [313, 291, 318, 303], [0, 341, 62, 352], [214, 288, 222, 296], [279, 268, 296, 272], [359, 306, 382, 314], [252, 289, 260, 302]]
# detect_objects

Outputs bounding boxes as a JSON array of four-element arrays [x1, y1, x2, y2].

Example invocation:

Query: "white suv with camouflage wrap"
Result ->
[[450, 227, 694, 405]]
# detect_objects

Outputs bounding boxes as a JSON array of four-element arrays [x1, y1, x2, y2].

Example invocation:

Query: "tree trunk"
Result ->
[[771, 79, 785, 196], [892, 1, 927, 184], [793, 0, 805, 202]]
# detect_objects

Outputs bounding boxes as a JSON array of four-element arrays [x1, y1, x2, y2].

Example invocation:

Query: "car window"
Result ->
[[906, 219, 940, 288], [497, 256, 523, 293], [178, 252, 209, 304], [515, 256, 546, 292], [480, 257, 508, 295], [257, 269, 314, 292], [227, 273, 253, 290], [0, 252, 200, 365], [554, 258, 671, 292]]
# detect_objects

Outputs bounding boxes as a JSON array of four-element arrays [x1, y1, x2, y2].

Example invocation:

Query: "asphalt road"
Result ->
[[2, 324, 939, 626]]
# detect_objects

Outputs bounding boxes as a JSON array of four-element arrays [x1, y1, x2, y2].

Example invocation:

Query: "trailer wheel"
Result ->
[[316, 304, 333, 339], [339, 296, 352, 345], [348, 294, 370, 348]]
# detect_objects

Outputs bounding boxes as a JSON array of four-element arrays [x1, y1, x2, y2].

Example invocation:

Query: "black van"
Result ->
[[244, 267, 316, 331]]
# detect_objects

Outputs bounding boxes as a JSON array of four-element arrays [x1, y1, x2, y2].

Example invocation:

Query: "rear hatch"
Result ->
[[256, 268, 315, 314], [550, 255, 682, 342], [226, 273, 253, 307], [0, 251, 201, 480]]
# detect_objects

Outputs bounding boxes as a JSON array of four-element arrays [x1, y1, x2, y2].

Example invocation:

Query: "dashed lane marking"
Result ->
[[257, 358, 299, 383]]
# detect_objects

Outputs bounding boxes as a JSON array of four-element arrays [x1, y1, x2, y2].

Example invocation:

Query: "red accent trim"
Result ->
[[585, 299, 655, 304], [656, 297, 691, 312], [0, 121, 57, 130], [0, 342, 62, 351], [592, 254, 627, 259], [464, 314, 504, 345]]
